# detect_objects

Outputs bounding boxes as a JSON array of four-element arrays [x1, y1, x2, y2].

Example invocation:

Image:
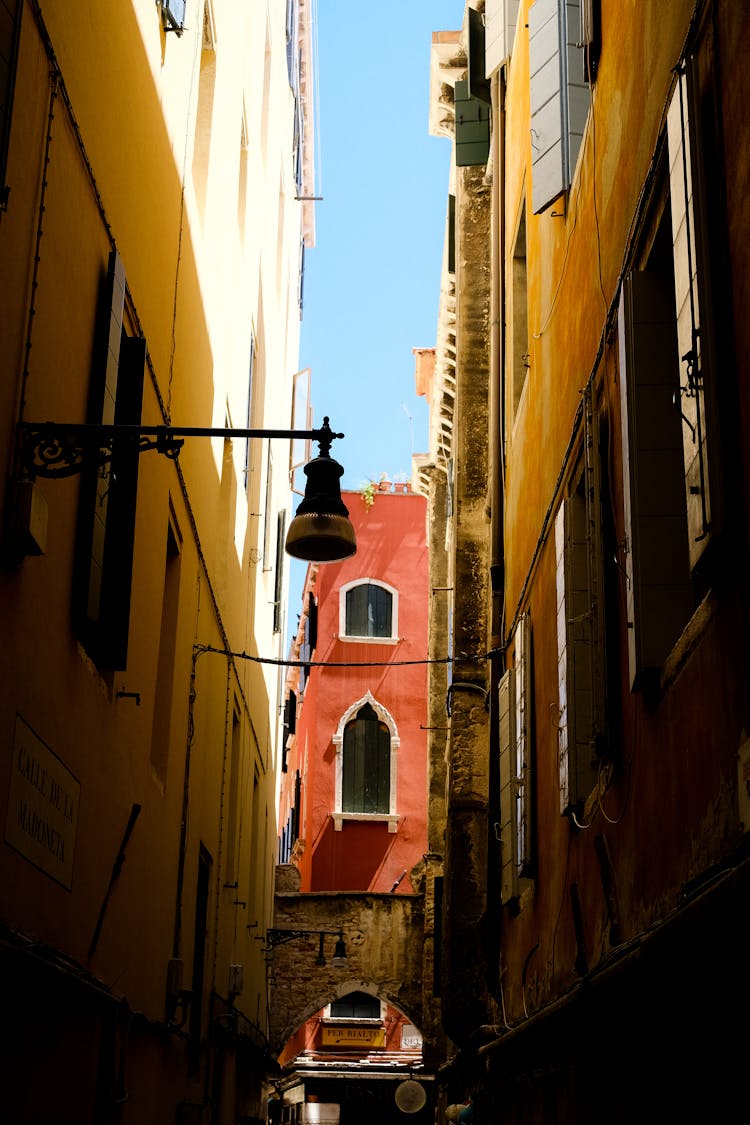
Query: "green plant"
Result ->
[[359, 480, 377, 508]]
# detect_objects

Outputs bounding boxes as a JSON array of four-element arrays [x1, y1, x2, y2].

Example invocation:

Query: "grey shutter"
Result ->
[[618, 273, 693, 690], [530, 0, 589, 214], [468, 8, 490, 103], [555, 489, 598, 816], [529, 0, 565, 213], [486, 0, 522, 75], [565, 0, 589, 176], [498, 668, 518, 903], [454, 79, 490, 168], [273, 510, 286, 633]]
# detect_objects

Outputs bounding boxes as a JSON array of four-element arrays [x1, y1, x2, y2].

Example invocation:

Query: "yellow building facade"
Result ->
[[425, 0, 750, 1119], [0, 1, 316, 1121]]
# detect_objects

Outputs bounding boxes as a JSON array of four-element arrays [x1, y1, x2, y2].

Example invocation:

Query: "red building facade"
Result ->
[[279, 487, 430, 895], [276, 486, 431, 1092]]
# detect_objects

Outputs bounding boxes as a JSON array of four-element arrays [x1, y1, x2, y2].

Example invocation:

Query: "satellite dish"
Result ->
[[395, 1080, 427, 1114]]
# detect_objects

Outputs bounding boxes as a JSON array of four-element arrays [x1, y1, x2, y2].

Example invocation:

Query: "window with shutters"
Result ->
[[511, 200, 529, 418], [454, 79, 490, 168], [556, 389, 608, 816], [0, 0, 22, 210], [298, 592, 317, 691], [161, 0, 187, 36], [72, 250, 145, 671], [281, 689, 297, 774], [529, 0, 590, 214], [498, 612, 533, 906], [618, 53, 722, 691], [272, 510, 286, 634], [333, 693, 399, 831], [340, 579, 397, 643], [243, 332, 255, 491]]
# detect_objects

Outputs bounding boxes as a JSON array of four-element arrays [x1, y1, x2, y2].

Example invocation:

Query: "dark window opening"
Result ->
[[345, 583, 393, 638], [330, 992, 381, 1020], [342, 703, 390, 814]]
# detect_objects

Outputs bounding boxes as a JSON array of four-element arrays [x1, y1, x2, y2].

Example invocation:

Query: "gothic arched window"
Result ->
[[342, 703, 390, 814]]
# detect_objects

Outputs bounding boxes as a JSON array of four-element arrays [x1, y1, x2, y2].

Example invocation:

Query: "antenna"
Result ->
[[401, 403, 414, 455]]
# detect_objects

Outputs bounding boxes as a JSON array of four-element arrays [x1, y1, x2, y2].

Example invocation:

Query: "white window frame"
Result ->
[[332, 692, 400, 832], [338, 578, 399, 645]]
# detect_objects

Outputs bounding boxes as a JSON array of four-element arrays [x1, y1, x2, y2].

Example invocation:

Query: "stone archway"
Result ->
[[268, 882, 425, 1056]]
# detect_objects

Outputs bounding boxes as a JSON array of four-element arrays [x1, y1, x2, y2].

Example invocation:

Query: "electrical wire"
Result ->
[[194, 643, 486, 669]]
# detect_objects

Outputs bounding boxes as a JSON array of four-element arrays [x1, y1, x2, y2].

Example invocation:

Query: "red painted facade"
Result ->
[[276, 487, 430, 1072], [279, 487, 429, 894]]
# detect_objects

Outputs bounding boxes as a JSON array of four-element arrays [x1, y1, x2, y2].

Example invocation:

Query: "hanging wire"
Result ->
[[193, 643, 486, 669]]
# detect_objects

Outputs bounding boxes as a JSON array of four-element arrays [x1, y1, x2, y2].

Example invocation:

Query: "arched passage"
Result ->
[[267, 886, 425, 1056]]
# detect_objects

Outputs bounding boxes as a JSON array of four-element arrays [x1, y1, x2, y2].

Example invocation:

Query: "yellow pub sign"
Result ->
[[321, 1026, 386, 1048]]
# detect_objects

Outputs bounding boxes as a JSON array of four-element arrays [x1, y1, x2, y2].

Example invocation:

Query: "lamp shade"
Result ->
[[285, 452, 357, 563], [329, 933, 348, 968]]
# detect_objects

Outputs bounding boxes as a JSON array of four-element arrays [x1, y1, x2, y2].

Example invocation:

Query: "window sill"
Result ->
[[338, 634, 399, 646], [333, 812, 400, 833]]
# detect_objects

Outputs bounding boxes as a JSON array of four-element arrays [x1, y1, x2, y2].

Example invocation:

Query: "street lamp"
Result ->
[[265, 928, 348, 968], [17, 415, 356, 563]]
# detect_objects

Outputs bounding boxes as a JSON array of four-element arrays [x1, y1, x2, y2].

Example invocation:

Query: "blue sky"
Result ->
[[300, 0, 464, 491]]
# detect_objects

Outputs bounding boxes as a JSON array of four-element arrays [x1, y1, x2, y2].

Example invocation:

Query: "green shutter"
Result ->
[[455, 79, 490, 168]]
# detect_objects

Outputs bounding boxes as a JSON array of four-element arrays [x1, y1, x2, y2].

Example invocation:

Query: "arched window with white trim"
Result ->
[[343, 703, 389, 813], [339, 579, 398, 643], [332, 692, 400, 832]]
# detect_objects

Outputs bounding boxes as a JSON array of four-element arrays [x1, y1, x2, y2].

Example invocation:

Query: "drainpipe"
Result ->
[[489, 68, 505, 651], [484, 67, 506, 964]]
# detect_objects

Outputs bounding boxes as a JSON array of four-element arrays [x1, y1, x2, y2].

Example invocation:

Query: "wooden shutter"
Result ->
[[73, 251, 144, 669], [485, 0, 521, 76], [530, 0, 589, 214], [667, 65, 719, 569], [529, 0, 565, 213], [0, 0, 22, 209], [565, 0, 589, 178], [555, 487, 598, 816], [290, 367, 311, 496], [618, 273, 693, 689], [514, 612, 531, 875], [468, 8, 490, 104], [343, 706, 389, 814], [498, 667, 518, 903], [273, 510, 286, 634], [454, 79, 490, 168]]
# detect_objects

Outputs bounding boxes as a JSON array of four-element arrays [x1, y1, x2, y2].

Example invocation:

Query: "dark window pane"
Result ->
[[330, 991, 380, 1019], [342, 703, 390, 813], [345, 583, 392, 637]]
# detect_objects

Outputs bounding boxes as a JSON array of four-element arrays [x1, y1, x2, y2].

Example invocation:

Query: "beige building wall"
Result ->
[[0, 1, 316, 1121]]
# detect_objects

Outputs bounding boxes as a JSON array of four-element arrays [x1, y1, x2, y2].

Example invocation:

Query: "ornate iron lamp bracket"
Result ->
[[18, 418, 343, 480]]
